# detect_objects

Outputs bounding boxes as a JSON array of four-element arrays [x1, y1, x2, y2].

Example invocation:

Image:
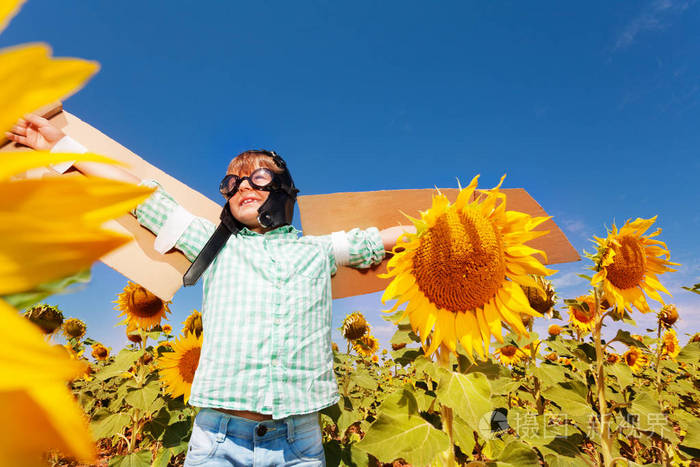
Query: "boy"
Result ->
[[8, 114, 411, 466]]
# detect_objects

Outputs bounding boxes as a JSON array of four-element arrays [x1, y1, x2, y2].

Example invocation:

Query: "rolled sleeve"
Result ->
[[132, 179, 216, 261], [342, 227, 386, 269]]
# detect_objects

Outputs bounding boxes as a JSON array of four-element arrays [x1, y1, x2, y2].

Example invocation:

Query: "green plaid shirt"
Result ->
[[134, 181, 385, 418]]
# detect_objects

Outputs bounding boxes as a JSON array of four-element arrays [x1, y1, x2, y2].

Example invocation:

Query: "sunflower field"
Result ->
[[2, 0, 700, 465]]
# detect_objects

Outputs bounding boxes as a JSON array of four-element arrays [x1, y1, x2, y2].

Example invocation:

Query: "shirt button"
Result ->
[[274, 318, 281, 325], [257, 425, 267, 436]]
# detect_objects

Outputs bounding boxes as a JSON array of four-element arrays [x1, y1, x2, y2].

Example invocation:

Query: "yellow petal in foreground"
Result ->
[[382, 175, 554, 359], [0, 0, 23, 34], [0, 44, 98, 133], [0, 301, 95, 464]]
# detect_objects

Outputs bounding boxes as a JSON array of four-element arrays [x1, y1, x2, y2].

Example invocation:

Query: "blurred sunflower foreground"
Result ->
[[382, 174, 555, 360], [0, 1, 153, 464]]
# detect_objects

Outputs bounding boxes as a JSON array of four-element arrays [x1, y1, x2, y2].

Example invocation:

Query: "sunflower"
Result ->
[[544, 352, 558, 362], [162, 324, 173, 335], [353, 335, 380, 357], [567, 295, 597, 333], [126, 322, 142, 344], [558, 357, 574, 369], [91, 343, 109, 362], [548, 324, 562, 337], [660, 329, 680, 359], [115, 282, 170, 329], [371, 355, 379, 364], [62, 318, 86, 340], [658, 304, 678, 328], [591, 217, 678, 314], [341, 311, 370, 341], [622, 346, 648, 373], [183, 310, 203, 338], [23, 304, 63, 335], [157, 331, 202, 403], [494, 344, 526, 366], [382, 175, 555, 360], [521, 275, 557, 316], [606, 353, 620, 364]]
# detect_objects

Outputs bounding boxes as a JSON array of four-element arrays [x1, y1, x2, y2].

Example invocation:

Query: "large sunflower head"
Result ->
[[660, 329, 680, 359], [494, 344, 526, 366], [567, 295, 598, 333], [591, 217, 678, 314], [157, 331, 202, 403], [622, 346, 649, 373], [115, 281, 170, 329], [62, 317, 86, 340], [382, 175, 555, 360], [341, 311, 370, 341], [23, 304, 64, 335], [183, 310, 203, 338], [353, 334, 379, 357], [91, 343, 109, 361]]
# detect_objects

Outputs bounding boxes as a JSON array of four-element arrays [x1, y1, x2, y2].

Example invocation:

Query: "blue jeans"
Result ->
[[183, 408, 326, 466]]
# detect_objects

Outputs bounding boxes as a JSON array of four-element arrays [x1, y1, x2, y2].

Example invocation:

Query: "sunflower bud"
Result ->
[[140, 353, 154, 365], [691, 333, 700, 343], [331, 342, 339, 352], [548, 324, 562, 336], [62, 318, 86, 340], [544, 352, 558, 362], [520, 313, 533, 328], [183, 310, 203, 338], [391, 342, 406, 351], [341, 312, 369, 341], [659, 304, 678, 328], [606, 353, 620, 364], [24, 304, 64, 335], [91, 343, 109, 361], [126, 322, 142, 344], [521, 277, 556, 315]]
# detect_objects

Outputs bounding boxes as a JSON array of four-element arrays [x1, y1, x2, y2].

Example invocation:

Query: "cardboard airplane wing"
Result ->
[[2, 105, 579, 300]]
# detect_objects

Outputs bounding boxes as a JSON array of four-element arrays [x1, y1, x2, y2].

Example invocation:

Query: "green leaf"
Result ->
[[143, 407, 170, 441], [610, 329, 648, 350], [125, 380, 161, 412], [351, 371, 377, 391], [608, 362, 634, 389], [391, 346, 422, 366], [95, 348, 144, 381], [91, 412, 131, 440], [676, 341, 700, 364], [678, 418, 700, 458], [573, 343, 596, 363], [2, 268, 91, 310], [355, 389, 449, 466], [533, 363, 567, 390], [452, 414, 476, 456], [150, 449, 172, 467], [436, 369, 492, 433], [462, 358, 507, 380], [628, 389, 678, 442], [323, 440, 369, 467], [162, 420, 192, 448], [494, 439, 540, 467], [414, 355, 440, 381], [390, 323, 420, 345], [542, 381, 590, 417], [108, 450, 152, 467]]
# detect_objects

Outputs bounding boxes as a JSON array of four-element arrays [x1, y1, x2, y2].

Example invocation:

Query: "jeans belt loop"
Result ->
[[285, 416, 295, 443], [216, 416, 229, 443]]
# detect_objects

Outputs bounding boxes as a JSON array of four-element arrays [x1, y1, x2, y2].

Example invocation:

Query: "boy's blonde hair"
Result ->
[[227, 151, 285, 176]]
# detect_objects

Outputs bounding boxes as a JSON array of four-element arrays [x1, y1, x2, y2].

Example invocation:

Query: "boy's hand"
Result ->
[[6, 113, 65, 150]]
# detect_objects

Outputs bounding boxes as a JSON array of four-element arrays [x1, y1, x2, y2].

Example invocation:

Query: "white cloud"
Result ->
[[615, 0, 693, 51]]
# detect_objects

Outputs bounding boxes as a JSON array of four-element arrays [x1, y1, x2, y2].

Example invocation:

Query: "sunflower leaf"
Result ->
[[355, 388, 449, 466], [90, 412, 131, 440], [436, 369, 492, 431], [107, 450, 152, 467], [95, 348, 144, 381], [609, 329, 648, 350], [494, 439, 541, 467], [676, 342, 700, 364], [125, 379, 161, 413]]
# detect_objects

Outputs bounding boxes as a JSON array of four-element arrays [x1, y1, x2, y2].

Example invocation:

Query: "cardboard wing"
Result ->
[[299, 189, 579, 298], [2, 105, 579, 300]]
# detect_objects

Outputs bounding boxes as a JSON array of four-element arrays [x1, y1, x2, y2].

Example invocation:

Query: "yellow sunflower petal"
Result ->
[[0, 0, 23, 34]]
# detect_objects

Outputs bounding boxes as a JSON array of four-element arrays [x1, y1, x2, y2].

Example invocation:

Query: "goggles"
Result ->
[[219, 168, 281, 199]]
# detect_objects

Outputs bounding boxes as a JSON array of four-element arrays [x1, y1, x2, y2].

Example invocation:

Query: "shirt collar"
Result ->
[[238, 225, 300, 237]]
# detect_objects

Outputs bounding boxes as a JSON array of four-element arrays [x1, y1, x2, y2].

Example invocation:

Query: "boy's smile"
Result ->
[[228, 178, 270, 233]]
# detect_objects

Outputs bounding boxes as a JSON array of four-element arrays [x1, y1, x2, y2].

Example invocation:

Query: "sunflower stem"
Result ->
[[592, 287, 614, 467], [654, 320, 663, 394], [436, 346, 456, 466]]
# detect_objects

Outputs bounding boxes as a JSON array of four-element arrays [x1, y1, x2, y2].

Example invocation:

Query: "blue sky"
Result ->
[[4, 1, 698, 352]]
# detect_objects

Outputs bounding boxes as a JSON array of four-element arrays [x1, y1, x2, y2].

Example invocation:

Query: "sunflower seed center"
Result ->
[[606, 235, 646, 290]]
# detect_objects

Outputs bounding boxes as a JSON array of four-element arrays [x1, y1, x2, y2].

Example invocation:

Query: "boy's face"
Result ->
[[227, 165, 271, 234]]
